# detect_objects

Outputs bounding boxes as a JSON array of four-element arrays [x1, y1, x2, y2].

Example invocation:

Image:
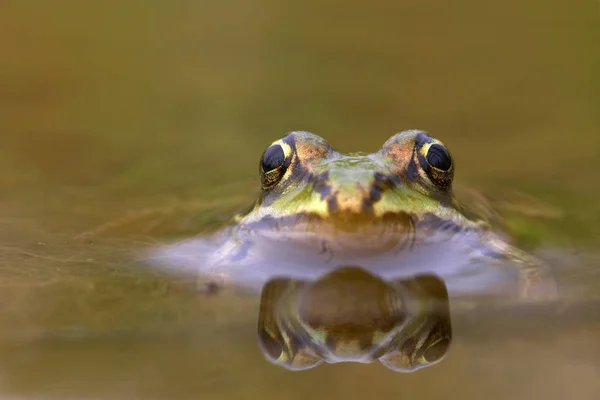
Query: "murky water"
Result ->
[[1, 0, 599, 399]]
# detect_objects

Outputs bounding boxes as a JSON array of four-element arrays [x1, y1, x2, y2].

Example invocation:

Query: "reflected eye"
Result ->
[[260, 143, 290, 190], [422, 337, 450, 363], [261, 144, 285, 172], [258, 332, 284, 361], [426, 144, 452, 171]]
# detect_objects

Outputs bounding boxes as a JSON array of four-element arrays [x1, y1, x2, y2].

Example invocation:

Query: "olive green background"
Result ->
[[0, 0, 599, 399]]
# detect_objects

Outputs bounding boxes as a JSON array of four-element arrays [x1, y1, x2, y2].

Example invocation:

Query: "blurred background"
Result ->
[[0, 0, 599, 399]]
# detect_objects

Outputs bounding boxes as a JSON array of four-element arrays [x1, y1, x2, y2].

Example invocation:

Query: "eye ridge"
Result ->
[[426, 144, 452, 171]]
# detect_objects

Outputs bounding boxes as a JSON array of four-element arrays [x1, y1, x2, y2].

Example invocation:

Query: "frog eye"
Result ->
[[420, 142, 453, 190], [425, 144, 452, 171], [421, 337, 450, 363], [260, 143, 291, 189], [261, 144, 285, 172]]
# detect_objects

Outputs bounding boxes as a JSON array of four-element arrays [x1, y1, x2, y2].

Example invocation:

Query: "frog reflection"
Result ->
[[257, 266, 451, 372]]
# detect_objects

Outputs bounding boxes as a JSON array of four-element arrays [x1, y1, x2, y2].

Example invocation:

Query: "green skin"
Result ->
[[153, 130, 559, 370]]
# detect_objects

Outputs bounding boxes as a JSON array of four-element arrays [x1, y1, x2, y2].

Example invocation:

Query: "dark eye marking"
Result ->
[[407, 156, 422, 183]]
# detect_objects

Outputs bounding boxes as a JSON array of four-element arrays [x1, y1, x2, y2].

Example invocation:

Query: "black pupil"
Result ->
[[261, 145, 285, 172], [426, 144, 452, 171]]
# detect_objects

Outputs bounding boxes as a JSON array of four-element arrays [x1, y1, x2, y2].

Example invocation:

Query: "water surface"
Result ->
[[0, 0, 599, 399]]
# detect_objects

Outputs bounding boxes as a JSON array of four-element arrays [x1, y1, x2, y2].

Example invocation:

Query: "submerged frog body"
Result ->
[[153, 130, 557, 302]]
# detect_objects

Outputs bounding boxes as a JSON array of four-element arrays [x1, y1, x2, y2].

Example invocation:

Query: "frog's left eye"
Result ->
[[425, 144, 452, 171], [260, 143, 290, 189], [420, 142, 453, 190]]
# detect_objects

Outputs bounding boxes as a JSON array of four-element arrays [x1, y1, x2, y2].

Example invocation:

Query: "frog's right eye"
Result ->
[[261, 144, 285, 172], [260, 143, 291, 190]]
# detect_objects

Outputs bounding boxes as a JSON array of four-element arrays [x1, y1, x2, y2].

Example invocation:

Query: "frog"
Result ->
[[150, 130, 559, 370], [153, 129, 557, 302]]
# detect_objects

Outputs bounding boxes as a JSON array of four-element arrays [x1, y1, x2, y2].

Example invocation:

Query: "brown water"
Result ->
[[1, 0, 599, 399]]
